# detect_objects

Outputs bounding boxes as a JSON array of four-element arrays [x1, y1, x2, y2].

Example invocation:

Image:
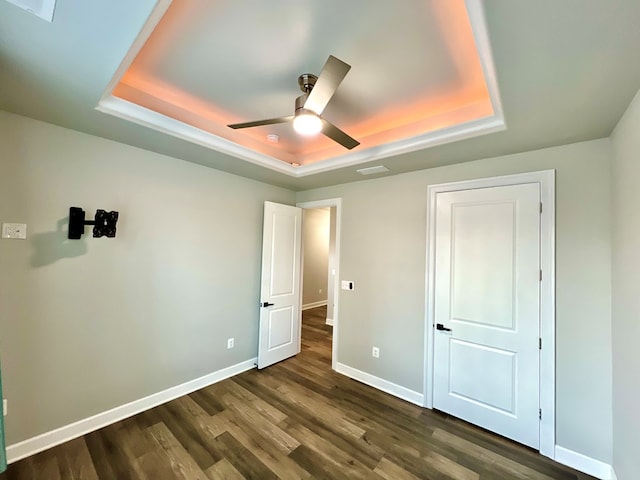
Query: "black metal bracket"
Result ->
[[68, 207, 119, 239]]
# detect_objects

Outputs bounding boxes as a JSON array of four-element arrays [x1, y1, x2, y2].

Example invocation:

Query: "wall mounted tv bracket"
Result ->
[[68, 207, 119, 239]]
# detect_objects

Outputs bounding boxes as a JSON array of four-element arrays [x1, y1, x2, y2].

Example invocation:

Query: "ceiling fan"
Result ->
[[227, 55, 360, 150]]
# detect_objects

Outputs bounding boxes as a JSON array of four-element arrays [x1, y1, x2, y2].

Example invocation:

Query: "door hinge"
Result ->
[[540, 202, 543, 214], [539, 270, 542, 282], [539, 408, 542, 420], [539, 337, 542, 350]]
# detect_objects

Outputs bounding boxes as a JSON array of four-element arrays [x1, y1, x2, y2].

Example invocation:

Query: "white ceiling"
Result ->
[[1, 0, 640, 190]]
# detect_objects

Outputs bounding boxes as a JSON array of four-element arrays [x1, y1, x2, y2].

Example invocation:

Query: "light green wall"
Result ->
[[611, 89, 640, 480], [296, 139, 613, 463], [0, 111, 295, 444], [302, 208, 330, 306]]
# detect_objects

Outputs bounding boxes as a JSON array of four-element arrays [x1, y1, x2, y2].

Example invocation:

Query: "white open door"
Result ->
[[433, 183, 541, 448], [258, 201, 302, 369]]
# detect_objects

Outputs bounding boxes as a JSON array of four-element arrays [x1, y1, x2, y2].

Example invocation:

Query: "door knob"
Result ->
[[261, 302, 274, 307], [436, 323, 452, 332]]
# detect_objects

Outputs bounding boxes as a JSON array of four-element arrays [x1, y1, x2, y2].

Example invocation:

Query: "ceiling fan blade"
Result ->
[[304, 55, 351, 115], [228, 116, 294, 129], [321, 119, 360, 150]]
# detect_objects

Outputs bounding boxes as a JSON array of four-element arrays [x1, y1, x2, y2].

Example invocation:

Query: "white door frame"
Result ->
[[297, 198, 342, 371], [424, 170, 556, 458]]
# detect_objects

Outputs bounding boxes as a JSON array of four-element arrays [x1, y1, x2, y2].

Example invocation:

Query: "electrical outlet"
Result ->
[[3, 399, 7, 416], [227, 338, 234, 349], [372, 346, 380, 358]]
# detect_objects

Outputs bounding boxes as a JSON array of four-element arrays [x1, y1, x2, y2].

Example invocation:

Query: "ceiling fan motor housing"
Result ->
[[297, 73, 318, 93], [295, 94, 312, 116]]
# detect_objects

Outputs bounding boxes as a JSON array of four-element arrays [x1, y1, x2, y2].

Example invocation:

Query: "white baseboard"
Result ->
[[555, 446, 616, 480], [302, 300, 328, 311], [335, 362, 424, 406], [6, 358, 257, 464], [325, 317, 334, 326]]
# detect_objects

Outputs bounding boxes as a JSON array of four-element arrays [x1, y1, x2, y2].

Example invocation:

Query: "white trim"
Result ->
[[424, 170, 556, 458], [6, 358, 257, 464], [98, 0, 174, 103], [302, 300, 328, 311], [325, 317, 334, 326], [555, 446, 616, 480], [297, 199, 342, 371], [96, 97, 296, 175], [336, 363, 424, 406], [465, 0, 504, 121], [98, 97, 504, 179], [96, 1, 504, 178]]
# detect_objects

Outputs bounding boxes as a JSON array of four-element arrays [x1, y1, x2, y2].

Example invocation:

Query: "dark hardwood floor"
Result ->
[[1, 306, 594, 479]]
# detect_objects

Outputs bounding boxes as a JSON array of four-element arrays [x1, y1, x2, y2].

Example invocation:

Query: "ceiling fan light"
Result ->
[[293, 113, 322, 136]]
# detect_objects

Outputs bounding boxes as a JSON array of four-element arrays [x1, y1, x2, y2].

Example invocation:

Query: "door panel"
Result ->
[[451, 202, 515, 328], [267, 306, 295, 349], [270, 214, 297, 296], [449, 340, 516, 414], [433, 183, 540, 448], [258, 202, 302, 369]]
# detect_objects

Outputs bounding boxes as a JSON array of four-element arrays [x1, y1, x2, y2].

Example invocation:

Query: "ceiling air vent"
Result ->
[[356, 165, 389, 176], [4, 0, 56, 22]]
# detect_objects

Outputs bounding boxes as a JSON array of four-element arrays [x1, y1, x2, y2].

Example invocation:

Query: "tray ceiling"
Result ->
[[99, 0, 503, 177], [3, 1, 639, 189]]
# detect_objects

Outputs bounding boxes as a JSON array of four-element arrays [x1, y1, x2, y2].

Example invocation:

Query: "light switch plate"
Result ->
[[341, 280, 354, 290], [2, 223, 28, 239]]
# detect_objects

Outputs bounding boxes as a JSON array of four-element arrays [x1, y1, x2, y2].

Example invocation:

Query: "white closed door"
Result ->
[[433, 183, 541, 448], [258, 201, 302, 369]]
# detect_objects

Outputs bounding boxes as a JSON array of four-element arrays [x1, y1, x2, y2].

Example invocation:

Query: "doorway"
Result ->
[[425, 171, 556, 458], [298, 199, 341, 370], [301, 207, 332, 317]]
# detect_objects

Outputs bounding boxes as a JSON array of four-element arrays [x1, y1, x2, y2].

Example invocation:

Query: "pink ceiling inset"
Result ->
[[101, 0, 501, 174]]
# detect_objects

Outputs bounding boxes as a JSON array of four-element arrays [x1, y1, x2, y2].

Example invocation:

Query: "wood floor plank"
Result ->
[[84, 427, 137, 480], [32, 453, 61, 480], [432, 428, 557, 480], [155, 399, 220, 470], [134, 448, 180, 480], [225, 401, 300, 454], [222, 416, 312, 479], [373, 457, 421, 480], [147, 422, 209, 480], [205, 459, 246, 480], [422, 451, 480, 480], [283, 420, 384, 480], [207, 379, 288, 425], [57, 437, 100, 480], [210, 431, 278, 480], [189, 389, 226, 416], [0, 306, 594, 480], [270, 377, 366, 439]]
